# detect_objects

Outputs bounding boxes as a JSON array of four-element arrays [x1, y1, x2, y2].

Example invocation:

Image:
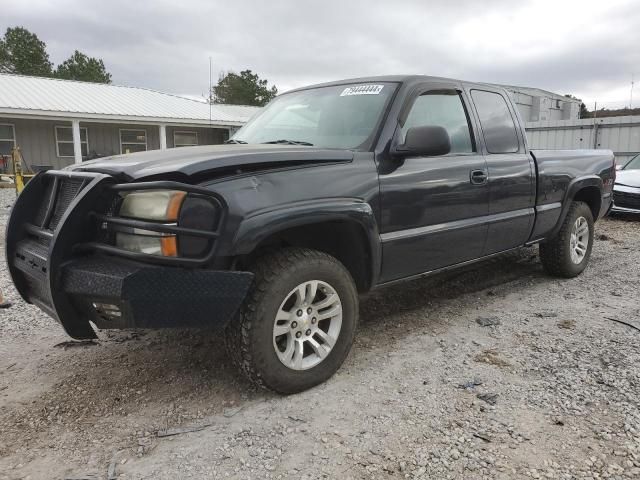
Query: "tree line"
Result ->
[[580, 106, 640, 119], [0, 26, 278, 106], [564, 94, 640, 119], [0, 27, 112, 83]]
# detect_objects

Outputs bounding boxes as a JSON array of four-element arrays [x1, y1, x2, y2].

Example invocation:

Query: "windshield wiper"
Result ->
[[224, 139, 248, 144], [262, 139, 314, 146]]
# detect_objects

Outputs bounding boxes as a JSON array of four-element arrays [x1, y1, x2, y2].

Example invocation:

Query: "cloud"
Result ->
[[2, 0, 638, 108]]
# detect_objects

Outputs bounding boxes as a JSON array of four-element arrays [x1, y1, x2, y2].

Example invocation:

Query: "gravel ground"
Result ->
[[1, 187, 639, 480]]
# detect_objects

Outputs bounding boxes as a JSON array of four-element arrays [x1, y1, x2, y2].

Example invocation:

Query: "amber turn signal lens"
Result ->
[[166, 191, 187, 222], [160, 236, 178, 257]]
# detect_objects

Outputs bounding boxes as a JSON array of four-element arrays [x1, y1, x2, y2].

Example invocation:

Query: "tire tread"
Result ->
[[225, 248, 355, 392], [539, 201, 593, 278]]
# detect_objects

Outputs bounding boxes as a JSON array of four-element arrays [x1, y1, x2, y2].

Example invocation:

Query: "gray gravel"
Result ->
[[1, 186, 639, 479]]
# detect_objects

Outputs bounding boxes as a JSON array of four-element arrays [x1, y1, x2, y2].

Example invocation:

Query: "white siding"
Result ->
[[0, 118, 231, 169], [526, 116, 640, 165]]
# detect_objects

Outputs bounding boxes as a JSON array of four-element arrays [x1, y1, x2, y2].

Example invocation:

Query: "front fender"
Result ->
[[231, 199, 381, 286]]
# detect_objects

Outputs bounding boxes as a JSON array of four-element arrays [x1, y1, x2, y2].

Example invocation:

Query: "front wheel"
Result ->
[[225, 248, 358, 394], [539, 201, 594, 278]]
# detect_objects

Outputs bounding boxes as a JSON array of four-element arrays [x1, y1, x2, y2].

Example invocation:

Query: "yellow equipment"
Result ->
[[12, 147, 25, 193]]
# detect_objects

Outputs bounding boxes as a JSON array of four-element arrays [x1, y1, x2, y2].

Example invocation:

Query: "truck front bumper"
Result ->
[[61, 256, 252, 332], [6, 170, 251, 339]]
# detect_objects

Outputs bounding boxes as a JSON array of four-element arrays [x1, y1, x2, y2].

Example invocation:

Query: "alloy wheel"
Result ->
[[569, 216, 589, 264], [272, 280, 342, 370]]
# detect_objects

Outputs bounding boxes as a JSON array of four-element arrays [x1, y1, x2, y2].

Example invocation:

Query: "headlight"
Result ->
[[109, 188, 220, 259], [119, 190, 186, 222], [115, 190, 185, 256]]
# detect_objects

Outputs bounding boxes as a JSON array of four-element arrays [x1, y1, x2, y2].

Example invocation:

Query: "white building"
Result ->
[[496, 84, 582, 122], [0, 74, 260, 170]]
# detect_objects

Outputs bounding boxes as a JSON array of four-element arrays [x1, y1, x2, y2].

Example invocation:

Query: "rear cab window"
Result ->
[[470, 90, 520, 154]]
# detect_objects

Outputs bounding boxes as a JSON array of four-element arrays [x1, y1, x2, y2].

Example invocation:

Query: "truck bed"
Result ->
[[529, 149, 615, 240]]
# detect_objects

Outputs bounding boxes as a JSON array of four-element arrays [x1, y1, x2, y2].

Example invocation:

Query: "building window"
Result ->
[[120, 129, 147, 154], [0, 124, 15, 156], [173, 131, 198, 147], [55, 126, 89, 158]]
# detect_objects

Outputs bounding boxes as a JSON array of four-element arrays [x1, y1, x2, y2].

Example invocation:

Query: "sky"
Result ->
[[2, 0, 639, 109]]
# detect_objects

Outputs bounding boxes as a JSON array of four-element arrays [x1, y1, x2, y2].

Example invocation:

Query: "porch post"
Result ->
[[159, 124, 167, 150], [71, 119, 82, 164]]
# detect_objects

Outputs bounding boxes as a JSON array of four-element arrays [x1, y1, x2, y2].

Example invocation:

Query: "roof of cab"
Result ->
[[283, 75, 503, 95]]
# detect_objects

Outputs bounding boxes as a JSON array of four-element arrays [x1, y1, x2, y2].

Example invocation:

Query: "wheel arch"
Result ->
[[572, 185, 602, 220], [231, 200, 381, 292], [548, 176, 603, 239]]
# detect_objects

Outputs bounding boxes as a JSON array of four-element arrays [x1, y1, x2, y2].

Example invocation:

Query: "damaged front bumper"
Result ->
[[6, 170, 252, 339], [62, 256, 252, 332]]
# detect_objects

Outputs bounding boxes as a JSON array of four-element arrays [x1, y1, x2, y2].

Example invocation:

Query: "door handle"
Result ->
[[470, 169, 488, 185]]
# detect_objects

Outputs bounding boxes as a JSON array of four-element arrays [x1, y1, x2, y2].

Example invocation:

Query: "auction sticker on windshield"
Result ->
[[340, 85, 384, 96]]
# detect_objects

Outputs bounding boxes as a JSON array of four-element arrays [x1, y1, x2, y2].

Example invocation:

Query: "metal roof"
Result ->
[[0, 74, 261, 126]]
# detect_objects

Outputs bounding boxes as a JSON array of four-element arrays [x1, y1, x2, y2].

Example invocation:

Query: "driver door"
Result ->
[[378, 85, 490, 283]]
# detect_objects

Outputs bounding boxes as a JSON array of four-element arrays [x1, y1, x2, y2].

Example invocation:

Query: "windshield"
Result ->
[[231, 83, 397, 150], [623, 153, 640, 170]]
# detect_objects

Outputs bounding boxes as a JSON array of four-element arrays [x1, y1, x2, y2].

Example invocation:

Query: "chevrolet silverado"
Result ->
[[6, 76, 616, 393]]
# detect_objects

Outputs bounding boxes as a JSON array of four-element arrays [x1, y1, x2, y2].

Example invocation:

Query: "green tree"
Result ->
[[579, 102, 590, 118], [55, 50, 112, 83], [211, 70, 277, 106], [0, 27, 53, 76]]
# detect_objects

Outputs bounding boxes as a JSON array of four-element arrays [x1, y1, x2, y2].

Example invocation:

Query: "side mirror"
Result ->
[[615, 164, 623, 171], [396, 125, 451, 157]]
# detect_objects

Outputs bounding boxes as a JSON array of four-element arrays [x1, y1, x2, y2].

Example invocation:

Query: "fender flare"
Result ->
[[231, 199, 381, 288], [548, 175, 603, 238]]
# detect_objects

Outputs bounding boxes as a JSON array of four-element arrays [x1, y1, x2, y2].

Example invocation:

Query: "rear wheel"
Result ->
[[539, 201, 594, 278], [225, 248, 358, 394]]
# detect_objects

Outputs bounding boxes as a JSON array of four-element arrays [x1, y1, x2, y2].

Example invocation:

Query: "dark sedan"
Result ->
[[613, 154, 640, 214]]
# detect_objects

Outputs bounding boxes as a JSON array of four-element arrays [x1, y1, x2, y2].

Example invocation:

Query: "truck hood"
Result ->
[[69, 144, 354, 181], [615, 169, 640, 188]]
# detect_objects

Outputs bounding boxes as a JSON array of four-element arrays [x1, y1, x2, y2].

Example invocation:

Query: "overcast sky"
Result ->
[[3, 0, 639, 109]]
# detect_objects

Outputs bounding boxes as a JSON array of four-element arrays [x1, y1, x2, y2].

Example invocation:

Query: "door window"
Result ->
[[470, 90, 520, 154], [401, 90, 475, 154]]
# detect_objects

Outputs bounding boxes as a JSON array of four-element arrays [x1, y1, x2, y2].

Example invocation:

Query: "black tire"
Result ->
[[225, 248, 359, 394], [539, 201, 594, 278]]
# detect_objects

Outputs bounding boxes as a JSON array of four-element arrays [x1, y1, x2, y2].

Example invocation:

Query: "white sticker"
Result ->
[[340, 85, 384, 96]]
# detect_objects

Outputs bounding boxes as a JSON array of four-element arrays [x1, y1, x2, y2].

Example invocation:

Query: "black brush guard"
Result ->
[[6, 170, 252, 339]]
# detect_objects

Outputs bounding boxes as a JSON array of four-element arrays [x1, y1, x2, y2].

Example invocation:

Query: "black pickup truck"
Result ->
[[7, 76, 615, 393]]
